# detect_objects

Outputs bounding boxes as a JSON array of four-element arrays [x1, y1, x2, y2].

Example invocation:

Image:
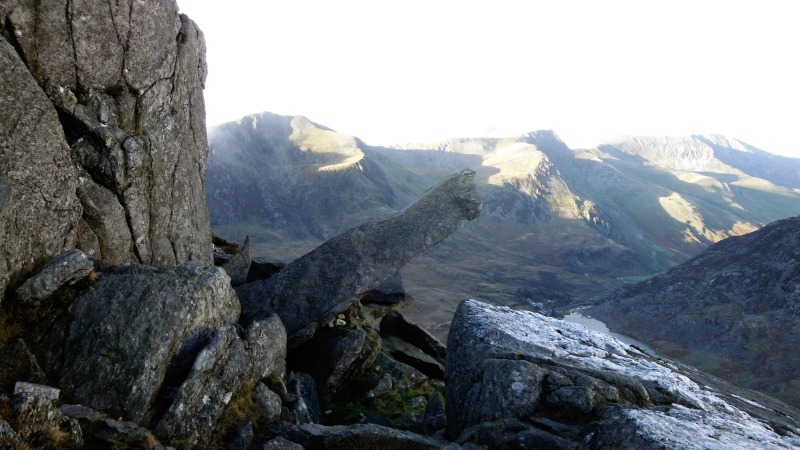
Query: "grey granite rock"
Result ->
[[34, 262, 239, 423], [13, 382, 60, 402], [422, 392, 446, 436], [0, 35, 81, 305], [361, 271, 406, 305], [247, 258, 288, 283], [292, 423, 450, 449], [381, 311, 447, 366], [94, 419, 155, 448], [13, 390, 83, 447], [221, 235, 251, 287], [15, 249, 93, 304], [254, 382, 283, 423], [0, 419, 22, 446], [237, 169, 480, 348], [155, 316, 286, 448], [264, 436, 305, 450], [445, 299, 800, 449], [373, 352, 428, 391], [1, 0, 213, 271], [289, 326, 382, 399]]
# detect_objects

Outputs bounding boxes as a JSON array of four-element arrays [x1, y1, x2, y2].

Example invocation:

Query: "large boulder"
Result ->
[[0, 0, 213, 278], [155, 316, 286, 447], [30, 262, 240, 423], [446, 299, 800, 449], [237, 169, 480, 347]]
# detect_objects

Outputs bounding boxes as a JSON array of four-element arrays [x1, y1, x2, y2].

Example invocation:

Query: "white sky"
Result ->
[[178, 0, 800, 156]]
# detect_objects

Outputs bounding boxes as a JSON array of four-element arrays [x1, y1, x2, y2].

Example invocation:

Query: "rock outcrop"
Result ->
[[15, 249, 93, 305], [236, 168, 481, 347], [32, 262, 240, 423], [590, 215, 800, 407], [0, 0, 214, 306], [155, 316, 286, 448], [446, 299, 800, 449]]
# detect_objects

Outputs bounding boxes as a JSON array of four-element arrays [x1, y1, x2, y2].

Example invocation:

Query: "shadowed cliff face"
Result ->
[[0, 0, 213, 303], [590, 215, 800, 407]]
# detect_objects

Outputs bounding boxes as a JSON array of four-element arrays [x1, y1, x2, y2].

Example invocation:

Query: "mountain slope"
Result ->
[[589, 215, 800, 406], [206, 112, 800, 343], [206, 112, 433, 253]]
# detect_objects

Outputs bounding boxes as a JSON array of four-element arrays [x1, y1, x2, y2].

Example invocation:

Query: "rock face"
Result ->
[[0, 34, 81, 305], [589, 215, 800, 407], [236, 168, 480, 347], [155, 316, 286, 448], [32, 262, 240, 423], [446, 299, 800, 449], [220, 235, 251, 287], [0, 0, 213, 304]]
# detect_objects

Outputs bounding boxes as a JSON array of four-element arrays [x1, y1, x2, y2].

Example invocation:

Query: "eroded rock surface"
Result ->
[[237, 169, 480, 347], [0, 0, 213, 287], [33, 262, 239, 423], [155, 316, 286, 448], [15, 249, 93, 304], [446, 299, 800, 449]]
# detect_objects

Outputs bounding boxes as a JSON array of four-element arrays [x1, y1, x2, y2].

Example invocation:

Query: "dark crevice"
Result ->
[[117, 190, 145, 265], [65, 0, 80, 87], [3, 16, 29, 67], [55, 108, 91, 146]]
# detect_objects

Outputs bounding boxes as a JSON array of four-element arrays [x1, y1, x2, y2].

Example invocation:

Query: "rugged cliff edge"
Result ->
[[589, 215, 800, 407], [0, 0, 213, 303]]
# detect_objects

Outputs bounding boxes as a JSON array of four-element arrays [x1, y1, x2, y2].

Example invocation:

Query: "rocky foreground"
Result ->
[[447, 300, 800, 449]]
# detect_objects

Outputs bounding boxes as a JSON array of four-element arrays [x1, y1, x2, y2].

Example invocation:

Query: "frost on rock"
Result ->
[[445, 299, 800, 449]]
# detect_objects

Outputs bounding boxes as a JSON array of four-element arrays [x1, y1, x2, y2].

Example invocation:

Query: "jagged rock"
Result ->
[[361, 271, 407, 305], [422, 392, 446, 436], [445, 299, 800, 449], [76, 178, 138, 264], [15, 249, 93, 304], [94, 419, 156, 448], [373, 352, 427, 391], [289, 423, 450, 449], [237, 169, 481, 347], [221, 235, 251, 287], [264, 436, 305, 449], [230, 421, 254, 450], [0, 419, 22, 446], [292, 372, 321, 425], [1, 0, 213, 270], [33, 262, 239, 423], [155, 316, 286, 447], [380, 311, 447, 365], [248, 258, 287, 283], [13, 382, 60, 402], [0, 35, 82, 305], [381, 334, 445, 379], [254, 382, 283, 423], [289, 326, 382, 399], [13, 390, 83, 448]]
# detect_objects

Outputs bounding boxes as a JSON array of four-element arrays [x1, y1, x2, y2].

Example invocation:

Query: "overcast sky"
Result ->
[[178, 0, 799, 156]]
